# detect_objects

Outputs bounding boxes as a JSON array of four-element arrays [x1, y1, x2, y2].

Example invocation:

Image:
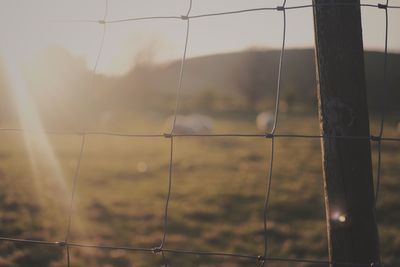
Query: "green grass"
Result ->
[[0, 113, 398, 267]]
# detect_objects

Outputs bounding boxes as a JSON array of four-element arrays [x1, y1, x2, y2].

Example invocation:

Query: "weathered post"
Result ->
[[312, 0, 380, 266]]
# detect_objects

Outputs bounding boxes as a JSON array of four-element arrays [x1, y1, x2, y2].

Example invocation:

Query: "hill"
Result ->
[[137, 48, 399, 110], [0, 47, 399, 129]]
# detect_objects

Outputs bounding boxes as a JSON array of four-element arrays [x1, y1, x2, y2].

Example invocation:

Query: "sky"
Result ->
[[0, 0, 399, 75]]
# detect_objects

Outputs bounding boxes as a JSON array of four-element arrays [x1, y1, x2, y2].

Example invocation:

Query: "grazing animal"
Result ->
[[256, 111, 274, 132], [165, 114, 214, 134]]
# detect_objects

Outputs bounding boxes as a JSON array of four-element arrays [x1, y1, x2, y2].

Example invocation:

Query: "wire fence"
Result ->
[[0, 0, 399, 266]]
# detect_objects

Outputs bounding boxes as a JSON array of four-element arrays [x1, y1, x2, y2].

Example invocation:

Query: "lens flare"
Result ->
[[331, 210, 347, 224]]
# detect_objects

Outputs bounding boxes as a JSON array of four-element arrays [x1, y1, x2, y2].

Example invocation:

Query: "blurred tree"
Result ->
[[195, 89, 217, 111], [236, 51, 267, 109]]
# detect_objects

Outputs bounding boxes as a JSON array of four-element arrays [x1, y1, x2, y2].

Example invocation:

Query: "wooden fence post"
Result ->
[[312, 0, 380, 265]]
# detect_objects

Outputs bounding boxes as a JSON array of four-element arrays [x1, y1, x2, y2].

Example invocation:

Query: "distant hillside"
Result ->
[[134, 49, 400, 110], [0, 47, 399, 128]]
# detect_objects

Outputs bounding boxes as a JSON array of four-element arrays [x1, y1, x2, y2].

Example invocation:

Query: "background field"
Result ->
[[0, 45, 399, 266], [0, 109, 399, 267], [1, 0, 400, 263]]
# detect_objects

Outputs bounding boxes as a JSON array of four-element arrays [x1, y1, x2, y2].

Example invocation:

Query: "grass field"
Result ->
[[0, 112, 399, 267]]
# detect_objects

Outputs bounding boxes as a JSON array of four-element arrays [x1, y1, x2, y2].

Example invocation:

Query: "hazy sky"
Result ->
[[0, 0, 399, 75]]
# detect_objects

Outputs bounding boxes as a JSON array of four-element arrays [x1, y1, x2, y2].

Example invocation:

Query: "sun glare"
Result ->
[[1, 52, 68, 202]]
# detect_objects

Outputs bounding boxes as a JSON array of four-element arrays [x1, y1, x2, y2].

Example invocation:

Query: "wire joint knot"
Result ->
[[265, 133, 274, 139], [378, 3, 388, 9], [276, 6, 285, 11], [257, 255, 266, 265], [55, 241, 67, 247], [152, 246, 163, 255], [371, 135, 381, 142], [163, 133, 173, 139]]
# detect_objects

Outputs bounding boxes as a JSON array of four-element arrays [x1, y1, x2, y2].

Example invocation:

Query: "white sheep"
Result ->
[[256, 111, 275, 133], [188, 114, 213, 134], [165, 114, 214, 134]]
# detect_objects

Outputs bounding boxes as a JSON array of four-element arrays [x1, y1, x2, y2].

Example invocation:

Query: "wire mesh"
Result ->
[[0, 0, 398, 267]]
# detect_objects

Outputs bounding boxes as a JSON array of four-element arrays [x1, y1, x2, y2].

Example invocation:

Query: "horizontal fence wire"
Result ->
[[0, 237, 383, 266], [0, 128, 399, 141], [0, 1, 398, 267], [57, 2, 400, 24]]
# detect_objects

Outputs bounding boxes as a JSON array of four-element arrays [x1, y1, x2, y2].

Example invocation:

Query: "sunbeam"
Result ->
[[2, 53, 68, 204]]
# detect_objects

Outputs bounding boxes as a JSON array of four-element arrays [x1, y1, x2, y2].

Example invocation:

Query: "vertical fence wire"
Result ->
[[158, 1, 193, 266], [63, 0, 109, 266], [260, 1, 287, 266], [374, 1, 390, 265], [375, 0, 389, 204]]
